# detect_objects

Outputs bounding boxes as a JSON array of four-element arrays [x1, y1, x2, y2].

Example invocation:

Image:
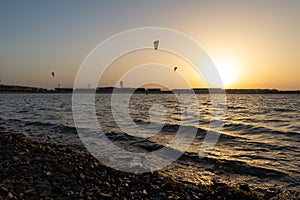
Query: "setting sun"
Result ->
[[213, 58, 239, 88]]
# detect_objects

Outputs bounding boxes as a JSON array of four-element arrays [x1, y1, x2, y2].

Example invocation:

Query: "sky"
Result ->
[[0, 0, 299, 90]]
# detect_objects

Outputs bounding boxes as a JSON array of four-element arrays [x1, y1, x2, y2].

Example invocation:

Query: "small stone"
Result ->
[[37, 181, 50, 188], [143, 189, 148, 195], [40, 189, 52, 197], [173, 195, 180, 200], [264, 188, 280, 199], [186, 193, 191, 200], [0, 186, 8, 192], [12, 156, 19, 161], [8, 192, 14, 198], [239, 184, 250, 191], [158, 192, 166, 198], [62, 167, 73, 173], [87, 191, 94, 196], [80, 173, 85, 179], [99, 192, 113, 198], [25, 189, 35, 194]]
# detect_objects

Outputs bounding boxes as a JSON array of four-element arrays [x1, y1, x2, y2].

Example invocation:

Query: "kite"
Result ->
[[154, 40, 159, 50]]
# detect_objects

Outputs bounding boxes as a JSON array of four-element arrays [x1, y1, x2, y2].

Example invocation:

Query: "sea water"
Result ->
[[0, 93, 299, 192]]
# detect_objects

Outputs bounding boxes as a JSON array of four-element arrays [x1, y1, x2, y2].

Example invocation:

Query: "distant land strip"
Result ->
[[0, 84, 299, 94]]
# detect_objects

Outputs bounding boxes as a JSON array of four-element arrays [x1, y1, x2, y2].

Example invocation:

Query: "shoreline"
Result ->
[[0, 131, 266, 200], [1, 84, 300, 94]]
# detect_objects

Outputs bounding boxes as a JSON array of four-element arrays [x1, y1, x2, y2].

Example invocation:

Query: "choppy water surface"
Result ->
[[0, 93, 299, 193]]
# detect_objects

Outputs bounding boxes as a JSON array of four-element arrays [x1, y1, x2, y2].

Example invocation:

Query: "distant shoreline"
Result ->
[[0, 84, 299, 94]]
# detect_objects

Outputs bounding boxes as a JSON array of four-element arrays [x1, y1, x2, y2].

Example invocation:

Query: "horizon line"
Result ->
[[1, 84, 300, 93]]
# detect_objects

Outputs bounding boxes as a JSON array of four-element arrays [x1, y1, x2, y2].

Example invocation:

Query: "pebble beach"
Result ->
[[0, 129, 267, 200], [2, 129, 300, 200]]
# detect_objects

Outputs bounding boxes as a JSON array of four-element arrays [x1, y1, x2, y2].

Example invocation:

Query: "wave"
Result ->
[[242, 140, 299, 152], [274, 108, 297, 112], [224, 123, 255, 132], [180, 151, 292, 180], [224, 122, 299, 137], [0, 117, 77, 135], [23, 121, 77, 134], [94, 125, 292, 181], [269, 129, 300, 137], [227, 105, 248, 110], [2, 116, 298, 150], [16, 109, 29, 113]]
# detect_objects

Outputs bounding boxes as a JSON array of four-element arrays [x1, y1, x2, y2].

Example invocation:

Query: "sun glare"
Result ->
[[213, 58, 238, 88]]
